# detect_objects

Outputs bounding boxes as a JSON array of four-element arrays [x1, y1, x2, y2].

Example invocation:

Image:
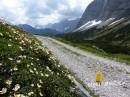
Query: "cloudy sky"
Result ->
[[0, 0, 93, 27]]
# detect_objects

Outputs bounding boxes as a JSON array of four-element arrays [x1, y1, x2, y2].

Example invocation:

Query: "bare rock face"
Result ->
[[77, 0, 130, 27]]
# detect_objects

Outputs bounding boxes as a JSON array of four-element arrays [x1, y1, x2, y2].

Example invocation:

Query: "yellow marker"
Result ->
[[95, 71, 103, 85]]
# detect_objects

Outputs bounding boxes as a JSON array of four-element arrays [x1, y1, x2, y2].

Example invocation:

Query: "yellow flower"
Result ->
[[14, 94, 26, 97]]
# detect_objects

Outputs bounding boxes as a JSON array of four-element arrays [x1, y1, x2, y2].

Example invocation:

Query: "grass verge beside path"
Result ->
[[54, 37, 130, 64]]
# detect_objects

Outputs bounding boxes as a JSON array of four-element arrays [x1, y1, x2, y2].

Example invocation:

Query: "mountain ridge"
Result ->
[[46, 18, 80, 32], [57, 0, 130, 55], [18, 24, 60, 36]]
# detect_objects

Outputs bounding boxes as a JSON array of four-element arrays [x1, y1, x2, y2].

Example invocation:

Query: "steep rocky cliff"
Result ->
[[77, 0, 130, 28]]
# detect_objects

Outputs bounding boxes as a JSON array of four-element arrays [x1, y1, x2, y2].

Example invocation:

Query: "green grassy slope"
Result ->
[[56, 22, 130, 63], [0, 22, 80, 97]]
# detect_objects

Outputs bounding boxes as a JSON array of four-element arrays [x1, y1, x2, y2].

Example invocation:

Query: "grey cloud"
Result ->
[[0, 0, 93, 26]]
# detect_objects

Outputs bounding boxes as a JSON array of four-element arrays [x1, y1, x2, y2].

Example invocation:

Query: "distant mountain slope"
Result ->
[[77, 0, 130, 28], [18, 24, 60, 36], [45, 18, 80, 32], [0, 21, 81, 97], [57, 0, 130, 55]]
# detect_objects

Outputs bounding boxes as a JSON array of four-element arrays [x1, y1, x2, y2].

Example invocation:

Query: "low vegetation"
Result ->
[[54, 37, 130, 64], [0, 22, 81, 97]]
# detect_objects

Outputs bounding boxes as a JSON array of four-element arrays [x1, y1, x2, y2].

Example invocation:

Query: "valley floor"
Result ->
[[36, 36, 130, 97]]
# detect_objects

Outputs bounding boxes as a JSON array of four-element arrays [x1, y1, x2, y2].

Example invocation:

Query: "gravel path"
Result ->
[[36, 36, 130, 97]]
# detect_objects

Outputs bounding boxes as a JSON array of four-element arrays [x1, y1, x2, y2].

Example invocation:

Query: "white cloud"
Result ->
[[0, 0, 93, 27]]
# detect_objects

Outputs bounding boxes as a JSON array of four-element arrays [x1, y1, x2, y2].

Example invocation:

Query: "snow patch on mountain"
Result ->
[[109, 18, 125, 26], [74, 20, 102, 32], [97, 18, 115, 28]]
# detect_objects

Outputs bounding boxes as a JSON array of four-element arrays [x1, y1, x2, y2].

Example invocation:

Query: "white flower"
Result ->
[[39, 80, 43, 84], [13, 84, 20, 91], [67, 74, 73, 80], [39, 92, 43, 96], [29, 69, 34, 73], [36, 71, 39, 75], [8, 58, 13, 61], [0, 33, 3, 36], [41, 73, 44, 77], [5, 79, 12, 85], [28, 92, 34, 96], [31, 63, 34, 66], [27, 64, 30, 67], [37, 83, 42, 88], [0, 88, 7, 94], [17, 60, 21, 63], [34, 68, 37, 71], [13, 31, 17, 34], [45, 74, 49, 77], [57, 73, 59, 75], [31, 84, 34, 87], [23, 55, 26, 59], [0, 63, 2, 66], [9, 39, 12, 41], [36, 58, 39, 61], [13, 66, 18, 71], [57, 65, 60, 68], [46, 66, 51, 72], [19, 46, 24, 51], [8, 44, 12, 47]]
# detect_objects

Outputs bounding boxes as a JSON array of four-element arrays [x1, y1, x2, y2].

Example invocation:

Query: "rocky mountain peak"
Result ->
[[77, 0, 130, 28]]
